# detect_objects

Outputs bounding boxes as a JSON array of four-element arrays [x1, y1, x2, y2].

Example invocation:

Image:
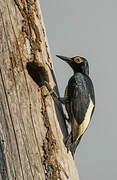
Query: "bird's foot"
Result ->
[[43, 81, 58, 99], [44, 81, 69, 105]]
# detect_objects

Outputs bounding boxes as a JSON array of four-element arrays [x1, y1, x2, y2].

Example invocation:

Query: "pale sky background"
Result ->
[[40, 1, 117, 179]]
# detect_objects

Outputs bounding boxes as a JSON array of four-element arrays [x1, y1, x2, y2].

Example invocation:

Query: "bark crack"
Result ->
[[26, 62, 69, 179], [41, 89, 69, 180], [14, 0, 42, 61]]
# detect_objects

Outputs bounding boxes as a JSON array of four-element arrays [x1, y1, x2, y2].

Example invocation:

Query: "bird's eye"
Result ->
[[74, 57, 83, 64]]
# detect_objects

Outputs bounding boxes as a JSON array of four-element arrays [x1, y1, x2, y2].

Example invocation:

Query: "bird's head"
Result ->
[[56, 55, 89, 75]]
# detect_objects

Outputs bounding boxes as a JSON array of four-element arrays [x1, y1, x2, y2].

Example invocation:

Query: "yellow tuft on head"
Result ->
[[74, 57, 83, 64]]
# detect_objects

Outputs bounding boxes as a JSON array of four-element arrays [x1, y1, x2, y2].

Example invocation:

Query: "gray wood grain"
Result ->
[[0, 0, 79, 179]]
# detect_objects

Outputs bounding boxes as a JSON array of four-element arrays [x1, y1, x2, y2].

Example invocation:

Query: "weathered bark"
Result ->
[[0, 0, 79, 179]]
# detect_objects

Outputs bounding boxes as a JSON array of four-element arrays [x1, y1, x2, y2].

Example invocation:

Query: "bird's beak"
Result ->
[[56, 55, 72, 63]]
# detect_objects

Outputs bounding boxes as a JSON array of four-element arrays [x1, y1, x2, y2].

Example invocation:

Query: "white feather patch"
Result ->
[[78, 97, 94, 139]]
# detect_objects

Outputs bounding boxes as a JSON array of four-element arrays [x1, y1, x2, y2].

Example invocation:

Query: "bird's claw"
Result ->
[[44, 90, 55, 99], [44, 81, 59, 99]]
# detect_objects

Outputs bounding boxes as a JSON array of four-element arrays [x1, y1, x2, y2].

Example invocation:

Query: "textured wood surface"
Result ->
[[0, 0, 79, 179]]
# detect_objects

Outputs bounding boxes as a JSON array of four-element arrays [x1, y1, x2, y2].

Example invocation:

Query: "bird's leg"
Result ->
[[44, 81, 69, 104], [44, 81, 72, 148], [43, 81, 58, 98]]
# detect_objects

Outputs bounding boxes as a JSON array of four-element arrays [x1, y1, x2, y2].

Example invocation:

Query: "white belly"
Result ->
[[78, 97, 94, 139]]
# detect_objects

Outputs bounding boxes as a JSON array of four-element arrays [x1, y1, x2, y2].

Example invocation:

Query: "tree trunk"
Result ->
[[0, 0, 79, 179]]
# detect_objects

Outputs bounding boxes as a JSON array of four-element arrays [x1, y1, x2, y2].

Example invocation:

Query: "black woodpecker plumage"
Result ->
[[56, 55, 95, 156]]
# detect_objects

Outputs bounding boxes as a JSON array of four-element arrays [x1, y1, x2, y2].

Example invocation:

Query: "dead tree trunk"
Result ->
[[0, 0, 80, 179]]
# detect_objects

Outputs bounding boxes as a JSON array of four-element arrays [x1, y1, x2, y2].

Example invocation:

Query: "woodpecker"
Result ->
[[44, 55, 95, 156], [56, 55, 95, 156]]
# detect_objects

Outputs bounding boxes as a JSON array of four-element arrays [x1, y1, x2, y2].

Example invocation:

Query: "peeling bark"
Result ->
[[0, 0, 80, 179]]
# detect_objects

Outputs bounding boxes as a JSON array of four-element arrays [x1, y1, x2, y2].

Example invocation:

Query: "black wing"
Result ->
[[68, 73, 95, 125]]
